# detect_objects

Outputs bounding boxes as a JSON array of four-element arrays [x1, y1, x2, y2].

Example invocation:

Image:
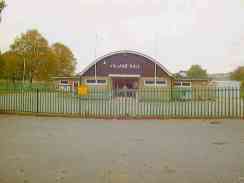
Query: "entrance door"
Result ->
[[112, 78, 138, 90], [112, 78, 138, 97]]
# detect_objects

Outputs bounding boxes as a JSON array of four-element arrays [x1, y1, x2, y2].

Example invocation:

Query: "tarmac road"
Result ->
[[0, 115, 244, 183]]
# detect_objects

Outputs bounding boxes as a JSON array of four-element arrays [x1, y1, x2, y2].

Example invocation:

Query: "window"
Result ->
[[174, 81, 192, 87], [182, 82, 191, 87], [156, 80, 167, 86], [174, 81, 182, 86], [97, 80, 106, 84], [60, 80, 68, 84], [86, 79, 107, 85], [144, 80, 167, 86], [144, 80, 155, 85], [86, 80, 96, 84]]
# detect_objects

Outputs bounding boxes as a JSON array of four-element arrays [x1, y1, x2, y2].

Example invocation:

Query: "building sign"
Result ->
[[109, 64, 141, 70], [106, 63, 143, 75]]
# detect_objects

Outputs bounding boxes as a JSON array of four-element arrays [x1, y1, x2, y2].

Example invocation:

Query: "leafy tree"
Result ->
[[231, 66, 244, 82], [0, 0, 6, 22], [187, 65, 208, 79], [33, 48, 58, 81], [1, 51, 22, 82], [10, 30, 54, 82], [3, 30, 76, 82], [0, 51, 5, 78], [51, 43, 76, 76]]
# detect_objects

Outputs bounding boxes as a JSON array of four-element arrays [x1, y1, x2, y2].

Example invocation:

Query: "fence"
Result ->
[[0, 81, 53, 90], [0, 87, 243, 119]]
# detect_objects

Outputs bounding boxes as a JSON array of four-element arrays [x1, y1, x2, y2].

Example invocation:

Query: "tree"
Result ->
[[33, 48, 58, 81], [187, 65, 208, 79], [3, 30, 76, 82], [231, 66, 244, 82], [1, 51, 22, 82], [10, 30, 54, 82], [51, 43, 76, 76], [0, 51, 5, 78], [0, 0, 6, 22]]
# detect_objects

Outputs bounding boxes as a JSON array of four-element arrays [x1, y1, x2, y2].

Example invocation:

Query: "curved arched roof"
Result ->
[[79, 50, 174, 77]]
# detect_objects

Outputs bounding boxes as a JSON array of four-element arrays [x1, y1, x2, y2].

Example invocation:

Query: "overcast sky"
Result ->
[[1, 0, 244, 74]]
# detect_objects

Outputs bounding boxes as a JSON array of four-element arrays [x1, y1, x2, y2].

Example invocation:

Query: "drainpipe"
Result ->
[[154, 63, 157, 88], [95, 63, 97, 82], [171, 79, 173, 100]]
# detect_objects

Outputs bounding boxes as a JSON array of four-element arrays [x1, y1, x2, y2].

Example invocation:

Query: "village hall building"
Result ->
[[53, 50, 210, 91]]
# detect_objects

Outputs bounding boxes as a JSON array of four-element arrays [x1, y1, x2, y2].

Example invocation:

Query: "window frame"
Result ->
[[96, 79, 107, 85], [85, 79, 107, 86], [144, 79, 167, 87], [60, 80, 68, 84], [156, 80, 167, 87], [174, 81, 182, 86], [182, 81, 191, 87], [144, 80, 155, 86], [174, 81, 192, 88]]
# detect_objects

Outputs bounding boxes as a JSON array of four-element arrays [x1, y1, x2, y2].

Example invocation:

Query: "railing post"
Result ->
[[36, 88, 39, 113], [241, 87, 243, 119], [78, 94, 81, 117]]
